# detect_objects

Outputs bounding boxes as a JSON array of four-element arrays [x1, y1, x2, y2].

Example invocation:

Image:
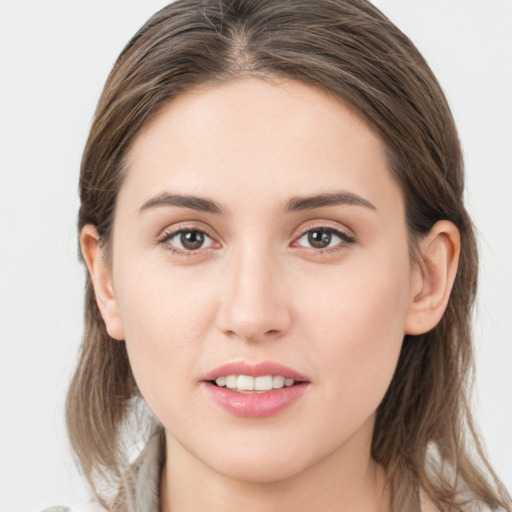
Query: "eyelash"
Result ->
[[157, 225, 356, 256], [292, 227, 356, 254], [157, 226, 217, 257]]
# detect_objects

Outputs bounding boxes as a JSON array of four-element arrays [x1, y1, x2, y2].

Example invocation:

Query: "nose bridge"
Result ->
[[217, 241, 290, 341]]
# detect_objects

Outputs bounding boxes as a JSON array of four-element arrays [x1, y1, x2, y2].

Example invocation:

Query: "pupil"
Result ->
[[308, 230, 331, 248], [181, 231, 204, 250]]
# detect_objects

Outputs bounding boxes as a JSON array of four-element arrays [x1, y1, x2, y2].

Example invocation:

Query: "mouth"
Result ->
[[209, 374, 303, 393], [202, 360, 309, 389], [201, 361, 310, 418]]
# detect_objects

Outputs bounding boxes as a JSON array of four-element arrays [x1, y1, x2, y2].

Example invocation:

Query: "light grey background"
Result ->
[[0, 1, 511, 510]]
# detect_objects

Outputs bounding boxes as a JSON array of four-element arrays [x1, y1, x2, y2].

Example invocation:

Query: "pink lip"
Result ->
[[201, 360, 310, 418], [203, 382, 308, 418], [201, 360, 309, 382]]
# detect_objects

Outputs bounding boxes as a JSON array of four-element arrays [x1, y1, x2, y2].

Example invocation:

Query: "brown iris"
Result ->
[[308, 230, 332, 249], [181, 230, 205, 250]]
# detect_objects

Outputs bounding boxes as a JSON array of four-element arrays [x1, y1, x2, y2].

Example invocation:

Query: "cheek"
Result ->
[[112, 259, 219, 412], [300, 252, 411, 415], [115, 251, 218, 336]]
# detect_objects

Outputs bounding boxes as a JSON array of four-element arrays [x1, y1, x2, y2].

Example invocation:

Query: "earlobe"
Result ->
[[404, 220, 460, 336], [80, 225, 125, 340]]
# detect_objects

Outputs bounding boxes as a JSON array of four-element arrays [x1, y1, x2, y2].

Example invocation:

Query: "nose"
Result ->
[[216, 245, 292, 343]]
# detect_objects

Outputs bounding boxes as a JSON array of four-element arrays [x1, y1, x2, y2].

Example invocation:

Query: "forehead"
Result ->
[[122, 77, 402, 215]]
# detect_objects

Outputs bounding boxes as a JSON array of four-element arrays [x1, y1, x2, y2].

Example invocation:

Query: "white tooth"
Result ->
[[254, 375, 273, 391], [237, 375, 255, 391], [215, 376, 226, 387], [272, 375, 285, 389], [226, 375, 237, 389], [284, 378, 295, 387]]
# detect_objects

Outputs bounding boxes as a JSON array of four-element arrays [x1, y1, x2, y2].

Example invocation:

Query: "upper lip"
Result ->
[[202, 360, 309, 382]]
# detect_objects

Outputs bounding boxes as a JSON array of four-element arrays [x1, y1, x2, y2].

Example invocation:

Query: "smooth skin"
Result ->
[[81, 77, 459, 512]]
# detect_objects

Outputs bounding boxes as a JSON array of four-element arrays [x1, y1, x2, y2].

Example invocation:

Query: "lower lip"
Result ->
[[203, 382, 309, 418]]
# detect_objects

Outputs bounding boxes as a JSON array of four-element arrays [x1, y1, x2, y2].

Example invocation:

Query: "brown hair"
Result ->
[[67, 0, 511, 510]]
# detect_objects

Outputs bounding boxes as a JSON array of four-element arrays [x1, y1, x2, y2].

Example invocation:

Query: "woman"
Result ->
[[46, 0, 511, 510]]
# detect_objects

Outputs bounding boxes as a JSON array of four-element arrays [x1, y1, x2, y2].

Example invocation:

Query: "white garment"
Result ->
[[41, 505, 106, 512], [41, 431, 163, 512]]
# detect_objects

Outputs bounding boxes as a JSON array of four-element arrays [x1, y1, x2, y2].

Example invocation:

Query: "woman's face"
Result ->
[[107, 78, 420, 482]]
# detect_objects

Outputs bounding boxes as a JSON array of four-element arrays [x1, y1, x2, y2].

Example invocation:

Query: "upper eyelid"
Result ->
[[296, 225, 350, 237], [293, 220, 356, 240], [158, 222, 219, 241], [292, 229, 355, 249], [162, 228, 213, 241], [296, 227, 348, 239]]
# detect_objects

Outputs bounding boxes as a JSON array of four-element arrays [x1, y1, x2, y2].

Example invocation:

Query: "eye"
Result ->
[[160, 229, 215, 252], [294, 228, 354, 250]]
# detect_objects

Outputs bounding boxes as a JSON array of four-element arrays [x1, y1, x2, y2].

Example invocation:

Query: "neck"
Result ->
[[160, 420, 391, 512]]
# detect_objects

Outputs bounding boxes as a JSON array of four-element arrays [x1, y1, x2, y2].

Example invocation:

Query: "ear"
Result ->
[[405, 220, 460, 335], [80, 224, 125, 340]]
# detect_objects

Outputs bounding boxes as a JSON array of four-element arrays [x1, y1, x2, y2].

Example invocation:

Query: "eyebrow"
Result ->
[[138, 190, 376, 216], [139, 193, 223, 215], [285, 192, 376, 212]]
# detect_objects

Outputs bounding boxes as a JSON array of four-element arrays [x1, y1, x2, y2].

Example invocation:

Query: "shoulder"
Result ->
[[41, 430, 164, 512], [420, 492, 441, 512], [420, 489, 499, 512], [41, 504, 107, 512]]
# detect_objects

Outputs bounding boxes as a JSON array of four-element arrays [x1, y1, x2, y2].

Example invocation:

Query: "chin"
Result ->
[[195, 436, 325, 484], [211, 456, 309, 484]]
